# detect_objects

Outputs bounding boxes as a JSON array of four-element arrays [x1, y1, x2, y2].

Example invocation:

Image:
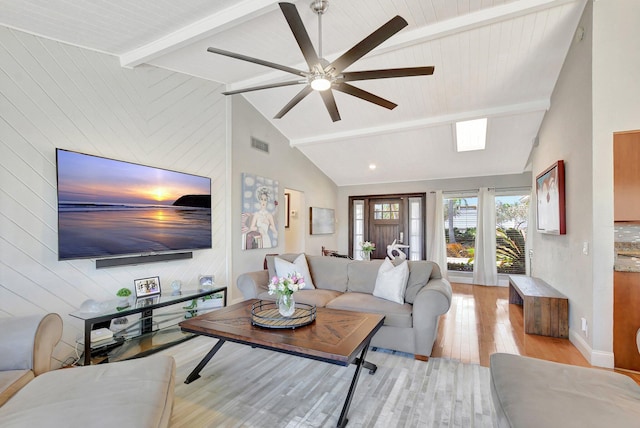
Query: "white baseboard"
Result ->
[[447, 272, 472, 284], [569, 330, 614, 368], [591, 350, 615, 368], [447, 272, 509, 287]]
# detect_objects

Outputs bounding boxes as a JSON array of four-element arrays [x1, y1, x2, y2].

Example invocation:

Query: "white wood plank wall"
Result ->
[[0, 27, 228, 365]]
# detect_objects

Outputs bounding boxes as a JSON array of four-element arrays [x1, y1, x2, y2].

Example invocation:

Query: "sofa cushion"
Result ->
[[373, 259, 409, 304], [0, 315, 44, 371], [293, 289, 343, 307], [0, 370, 33, 407], [306, 255, 350, 292], [0, 355, 175, 428], [404, 261, 435, 303], [327, 293, 413, 328], [346, 260, 383, 294], [266, 253, 300, 281], [490, 353, 640, 428], [257, 289, 342, 307], [274, 254, 315, 289]]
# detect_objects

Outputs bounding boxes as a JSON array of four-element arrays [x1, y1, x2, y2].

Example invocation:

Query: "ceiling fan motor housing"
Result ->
[[310, 0, 329, 15]]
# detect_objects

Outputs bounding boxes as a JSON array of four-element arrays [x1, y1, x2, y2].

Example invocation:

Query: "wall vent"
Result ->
[[251, 137, 269, 153]]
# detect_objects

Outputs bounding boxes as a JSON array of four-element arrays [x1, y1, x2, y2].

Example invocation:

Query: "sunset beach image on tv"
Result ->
[[56, 149, 212, 260]]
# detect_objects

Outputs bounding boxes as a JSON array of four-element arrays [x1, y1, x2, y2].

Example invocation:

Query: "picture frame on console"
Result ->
[[536, 160, 566, 235], [134, 276, 161, 298]]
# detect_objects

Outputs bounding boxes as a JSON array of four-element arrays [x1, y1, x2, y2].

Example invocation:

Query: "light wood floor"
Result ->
[[431, 282, 640, 385]]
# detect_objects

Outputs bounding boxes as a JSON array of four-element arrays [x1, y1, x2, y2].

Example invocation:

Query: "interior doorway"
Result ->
[[284, 189, 305, 253], [349, 193, 426, 260]]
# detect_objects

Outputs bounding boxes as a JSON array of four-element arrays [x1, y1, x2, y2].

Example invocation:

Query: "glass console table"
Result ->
[[70, 286, 227, 365]]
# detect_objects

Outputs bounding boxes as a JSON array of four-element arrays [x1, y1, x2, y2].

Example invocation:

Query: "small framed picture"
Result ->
[[134, 276, 161, 298]]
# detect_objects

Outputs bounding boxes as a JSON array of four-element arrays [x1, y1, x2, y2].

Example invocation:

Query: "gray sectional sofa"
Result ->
[[237, 253, 453, 360]]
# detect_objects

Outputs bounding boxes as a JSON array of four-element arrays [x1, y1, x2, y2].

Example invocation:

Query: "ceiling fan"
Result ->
[[207, 1, 435, 122]]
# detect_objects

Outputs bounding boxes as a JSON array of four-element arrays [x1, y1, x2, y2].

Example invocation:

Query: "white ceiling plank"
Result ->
[[119, 0, 282, 68], [290, 98, 550, 147], [224, 0, 583, 92], [0, 0, 588, 185], [372, 0, 582, 55]]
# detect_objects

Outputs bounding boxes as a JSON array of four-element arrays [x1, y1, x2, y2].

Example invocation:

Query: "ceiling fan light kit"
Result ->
[[310, 75, 331, 91], [207, 1, 434, 122]]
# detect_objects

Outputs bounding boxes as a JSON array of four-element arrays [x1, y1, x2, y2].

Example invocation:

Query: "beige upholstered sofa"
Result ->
[[0, 313, 176, 427], [237, 253, 453, 360]]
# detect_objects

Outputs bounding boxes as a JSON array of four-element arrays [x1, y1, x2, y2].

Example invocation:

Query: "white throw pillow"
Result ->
[[373, 258, 409, 304], [274, 254, 316, 289]]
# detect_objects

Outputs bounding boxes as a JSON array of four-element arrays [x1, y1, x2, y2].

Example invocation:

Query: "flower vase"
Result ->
[[363, 251, 371, 261], [277, 294, 295, 317]]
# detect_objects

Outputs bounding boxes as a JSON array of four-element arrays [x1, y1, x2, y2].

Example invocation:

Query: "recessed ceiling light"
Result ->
[[369, 164, 376, 170], [456, 118, 487, 152]]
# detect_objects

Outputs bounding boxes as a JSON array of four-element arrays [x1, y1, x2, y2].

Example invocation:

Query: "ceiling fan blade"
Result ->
[[341, 66, 435, 81], [329, 16, 408, 74], [334, 82, 397, 110], [207, 47, 306, 77], [319, 90, 341, 122], [222, 80, 304, 95], [279, 2, 320, 69], [274, 85, 313, 119]]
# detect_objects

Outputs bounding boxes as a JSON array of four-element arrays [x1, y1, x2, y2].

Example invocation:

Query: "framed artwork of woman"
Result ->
[[241, 173, 279, 249]]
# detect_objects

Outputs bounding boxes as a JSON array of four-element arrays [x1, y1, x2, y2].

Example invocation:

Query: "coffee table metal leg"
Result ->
[[355, 358, 377, 374], [184, 339, 226, 384], [337, 345, 373, 428]]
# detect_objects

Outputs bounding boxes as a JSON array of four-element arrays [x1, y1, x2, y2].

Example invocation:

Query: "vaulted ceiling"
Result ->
[[0, 0, 587, 185]]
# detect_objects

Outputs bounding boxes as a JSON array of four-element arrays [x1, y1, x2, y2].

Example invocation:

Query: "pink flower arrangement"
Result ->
[[268, 272, 306, 297]]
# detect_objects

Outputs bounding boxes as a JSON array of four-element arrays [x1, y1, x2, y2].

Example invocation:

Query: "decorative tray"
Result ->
[[251, 300, 317, 329]]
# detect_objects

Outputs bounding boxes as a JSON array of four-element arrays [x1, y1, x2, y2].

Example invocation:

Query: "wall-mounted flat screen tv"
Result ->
[[56, 149, 212, 260]]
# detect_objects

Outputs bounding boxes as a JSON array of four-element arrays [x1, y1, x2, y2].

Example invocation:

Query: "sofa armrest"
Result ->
[[411, 278, 453, 356], [237, 270, 270, 299], [0, 313, 63, 375]]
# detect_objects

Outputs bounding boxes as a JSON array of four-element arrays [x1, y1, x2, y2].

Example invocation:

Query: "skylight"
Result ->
[[455, 118, 487, 152]]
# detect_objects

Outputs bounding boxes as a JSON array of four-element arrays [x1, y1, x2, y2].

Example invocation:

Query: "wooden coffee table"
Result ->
[[179, 299, 385, 428]]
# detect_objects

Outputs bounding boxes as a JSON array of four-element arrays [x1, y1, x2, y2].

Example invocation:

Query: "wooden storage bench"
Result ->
[[508, 275, 569, 338]]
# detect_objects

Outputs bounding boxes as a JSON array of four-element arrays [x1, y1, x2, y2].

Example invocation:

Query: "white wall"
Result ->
[[532, 0, 594, 362], [0, 28, 228, 364], [533, 0, 640, 367], [591, 0, 640, 364], [231, 97, 338, 303]]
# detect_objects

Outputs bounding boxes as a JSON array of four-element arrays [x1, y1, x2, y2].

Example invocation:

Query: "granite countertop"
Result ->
[[615, 242, 640, 272]]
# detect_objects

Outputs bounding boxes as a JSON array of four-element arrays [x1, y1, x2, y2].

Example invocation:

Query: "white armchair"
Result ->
[[0, 313, 62, 406]]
